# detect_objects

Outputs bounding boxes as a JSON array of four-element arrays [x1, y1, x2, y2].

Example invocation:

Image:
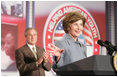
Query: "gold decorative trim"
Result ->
[[113, 52, 117, 71]]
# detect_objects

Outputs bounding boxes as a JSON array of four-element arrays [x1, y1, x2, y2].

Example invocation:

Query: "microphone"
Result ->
[[97, 40, 115, 55], [105, 40, 117, 51]]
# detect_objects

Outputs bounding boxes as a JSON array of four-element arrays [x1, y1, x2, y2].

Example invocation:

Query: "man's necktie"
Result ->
[[32, 47, 37, 59]]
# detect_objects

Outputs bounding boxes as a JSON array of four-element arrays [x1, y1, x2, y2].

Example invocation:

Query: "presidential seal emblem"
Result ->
[[43, 3, 101, 64]]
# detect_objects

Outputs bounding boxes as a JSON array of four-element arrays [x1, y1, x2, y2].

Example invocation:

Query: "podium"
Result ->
[[54, 55, 117, 76]]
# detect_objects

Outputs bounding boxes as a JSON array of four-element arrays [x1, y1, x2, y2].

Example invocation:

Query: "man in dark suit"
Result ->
[[15, 28, 51, 76]]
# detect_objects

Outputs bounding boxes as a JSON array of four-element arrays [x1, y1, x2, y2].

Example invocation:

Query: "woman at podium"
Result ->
[[48, 11, 87, 69]]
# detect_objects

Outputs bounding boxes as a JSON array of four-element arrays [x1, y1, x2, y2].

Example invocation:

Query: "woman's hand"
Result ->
[[47, 43, 64, 62], [47, 43, 64, 57]]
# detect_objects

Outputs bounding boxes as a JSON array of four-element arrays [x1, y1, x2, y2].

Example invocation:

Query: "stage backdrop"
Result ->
[[1, 1, 106, 76]]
